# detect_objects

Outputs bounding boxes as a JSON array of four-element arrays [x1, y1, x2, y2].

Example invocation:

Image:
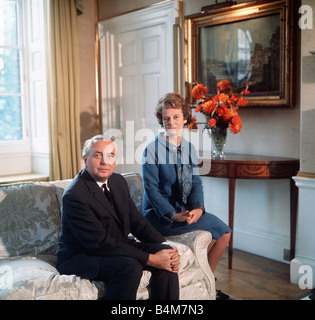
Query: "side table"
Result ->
[[199, 153, 299, 269]]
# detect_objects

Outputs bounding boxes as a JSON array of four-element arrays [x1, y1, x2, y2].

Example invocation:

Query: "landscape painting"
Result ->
[[198, 13, 281, 96]]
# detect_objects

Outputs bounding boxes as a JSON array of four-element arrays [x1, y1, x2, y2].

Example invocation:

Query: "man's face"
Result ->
[[84, 140, 116, 183]]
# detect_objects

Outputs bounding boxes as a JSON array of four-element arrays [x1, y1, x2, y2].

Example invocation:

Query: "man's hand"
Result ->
[[147, 248, 180, 273]]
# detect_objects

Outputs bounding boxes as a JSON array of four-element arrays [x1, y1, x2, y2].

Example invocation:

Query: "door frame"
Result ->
[[97, 0, 184, 133]]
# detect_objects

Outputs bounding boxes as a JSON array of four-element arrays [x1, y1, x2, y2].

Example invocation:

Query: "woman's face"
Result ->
[[162, 107, 187, 137]]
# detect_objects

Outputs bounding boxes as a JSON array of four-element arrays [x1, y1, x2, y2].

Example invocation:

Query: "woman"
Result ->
[[142, 93, 232, 283]]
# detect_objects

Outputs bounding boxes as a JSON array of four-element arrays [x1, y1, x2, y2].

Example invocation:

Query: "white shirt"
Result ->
[[96, 180, 110, 192]]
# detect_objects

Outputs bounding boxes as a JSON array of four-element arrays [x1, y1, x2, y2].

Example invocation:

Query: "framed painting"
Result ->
[[185, 0, 295, 107]]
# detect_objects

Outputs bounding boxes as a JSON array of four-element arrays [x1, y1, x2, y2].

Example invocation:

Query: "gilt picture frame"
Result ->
[[185, 0, 294, 107]]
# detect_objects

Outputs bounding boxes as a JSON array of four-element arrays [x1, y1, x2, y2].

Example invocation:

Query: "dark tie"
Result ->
[[102, 183, 114, 206], [102, 184, 123, 224]]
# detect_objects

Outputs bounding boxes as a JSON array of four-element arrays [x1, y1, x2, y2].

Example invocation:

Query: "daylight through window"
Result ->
[[0, 0, 24, 142]]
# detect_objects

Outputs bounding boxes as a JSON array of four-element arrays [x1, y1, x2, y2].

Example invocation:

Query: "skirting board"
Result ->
[[232, 227, 290, 264]]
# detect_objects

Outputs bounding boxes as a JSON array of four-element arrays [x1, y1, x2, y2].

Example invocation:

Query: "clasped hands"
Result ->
[[175, 208, 203, 225], [146, 209, 203, 273], [147, 247, 180, 273]]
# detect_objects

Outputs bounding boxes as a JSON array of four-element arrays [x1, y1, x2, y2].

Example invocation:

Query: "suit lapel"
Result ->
[[108, 175, 128, 235], [80, 169, 122, 226]]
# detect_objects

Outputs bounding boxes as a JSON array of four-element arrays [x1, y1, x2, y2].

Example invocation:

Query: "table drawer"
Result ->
[[209, 162, 229, 177]]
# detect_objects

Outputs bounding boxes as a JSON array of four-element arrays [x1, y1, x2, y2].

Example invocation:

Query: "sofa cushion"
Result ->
[[0, 256, 105, 300], [0, 174, 213, 300], [50, 173, 143, 213], [122, 173, 144, 213], [0, 182, 60, 258], [0, 242, 196, 300], [49, 179, 73, 210]]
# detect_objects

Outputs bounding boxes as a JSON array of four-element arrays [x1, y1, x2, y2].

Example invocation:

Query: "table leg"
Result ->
[[290, 178, 298, 260], [228, 178, 236, 269]]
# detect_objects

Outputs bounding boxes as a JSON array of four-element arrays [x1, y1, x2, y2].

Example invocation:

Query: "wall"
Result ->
[[78, 0, 303, 263], [290, 0, 315, 289], [98, 0, 300, 159], [77, 0, 100, 145], [299, 0, 315, 175]]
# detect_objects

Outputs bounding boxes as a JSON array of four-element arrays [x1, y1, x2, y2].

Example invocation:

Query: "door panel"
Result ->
[[99, 1, 178, 172]]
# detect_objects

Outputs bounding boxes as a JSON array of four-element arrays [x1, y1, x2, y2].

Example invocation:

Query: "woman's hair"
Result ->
[[155, 93, 192, 127]]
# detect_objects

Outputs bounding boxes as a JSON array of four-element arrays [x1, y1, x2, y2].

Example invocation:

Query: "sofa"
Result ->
[[0, 172, 216, 300]]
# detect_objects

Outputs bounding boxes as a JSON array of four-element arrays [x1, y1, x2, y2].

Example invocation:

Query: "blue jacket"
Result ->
[[142, 133, 205, 225]]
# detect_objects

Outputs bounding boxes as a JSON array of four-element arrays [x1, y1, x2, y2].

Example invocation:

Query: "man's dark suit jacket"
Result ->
[[57, 169, 166, 279]]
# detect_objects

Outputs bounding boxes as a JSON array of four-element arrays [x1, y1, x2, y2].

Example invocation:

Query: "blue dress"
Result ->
[[142, 133, 231, 240]]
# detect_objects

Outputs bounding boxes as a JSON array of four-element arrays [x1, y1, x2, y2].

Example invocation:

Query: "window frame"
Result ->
[[0, 0, 49, 177]]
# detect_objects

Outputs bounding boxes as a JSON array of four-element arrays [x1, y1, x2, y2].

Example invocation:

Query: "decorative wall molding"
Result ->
[[294, 175, 315, 189], [291, 175, 315, 288], [296, 171, 315, 180]]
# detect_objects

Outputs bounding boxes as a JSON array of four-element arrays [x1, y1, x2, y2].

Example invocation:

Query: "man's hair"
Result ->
[[82, 134, 116, 158]]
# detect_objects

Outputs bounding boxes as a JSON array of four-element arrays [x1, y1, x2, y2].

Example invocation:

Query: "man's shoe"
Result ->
[[216, 289, 230, 300]]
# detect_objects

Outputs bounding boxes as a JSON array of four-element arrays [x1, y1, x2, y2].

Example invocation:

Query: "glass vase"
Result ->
[[211, 126, 227, 159]]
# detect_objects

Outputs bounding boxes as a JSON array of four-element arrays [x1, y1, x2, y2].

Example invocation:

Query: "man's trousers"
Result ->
[[95, 242, 179, 300]]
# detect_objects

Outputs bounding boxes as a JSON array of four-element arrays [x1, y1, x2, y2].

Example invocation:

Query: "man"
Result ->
[[56, 134, 180, 300]]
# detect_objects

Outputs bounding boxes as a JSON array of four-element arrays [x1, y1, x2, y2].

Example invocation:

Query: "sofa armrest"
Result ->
[[165, 230, 216, 300]]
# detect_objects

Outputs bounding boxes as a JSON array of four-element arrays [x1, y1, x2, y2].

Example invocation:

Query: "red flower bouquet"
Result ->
[[188, 80, 250, 134]]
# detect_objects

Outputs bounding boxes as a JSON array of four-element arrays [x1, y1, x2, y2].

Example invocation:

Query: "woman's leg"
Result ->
[[207, 233, 231, 272]]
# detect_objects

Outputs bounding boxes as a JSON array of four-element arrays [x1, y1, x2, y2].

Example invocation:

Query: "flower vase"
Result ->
[[210, 126, 227, 159]]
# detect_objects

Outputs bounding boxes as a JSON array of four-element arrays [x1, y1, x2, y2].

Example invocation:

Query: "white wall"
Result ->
[[202, 175, 293, 261], [299, 1, 315, 174], [290, 0, 315, 289], [188, 0, 299, 263], [96, 0, 301, 263], [185, 0, 300, 264]]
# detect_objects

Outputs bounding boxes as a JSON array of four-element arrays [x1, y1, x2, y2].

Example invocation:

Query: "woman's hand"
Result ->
[[185, 209, 203, 225], [175, 210, 191, 222], [175, 209, 202, 225]]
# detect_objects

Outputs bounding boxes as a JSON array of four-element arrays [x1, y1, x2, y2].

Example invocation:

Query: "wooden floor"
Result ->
[[215, 249, 311, 300]]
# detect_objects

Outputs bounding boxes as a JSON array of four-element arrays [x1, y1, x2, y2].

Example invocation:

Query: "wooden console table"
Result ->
[[198, 153, 299, 269]]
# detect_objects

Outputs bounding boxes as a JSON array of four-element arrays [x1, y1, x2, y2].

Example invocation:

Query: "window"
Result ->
[[0, 0, 48, 176], [0, 0, 23, 141]]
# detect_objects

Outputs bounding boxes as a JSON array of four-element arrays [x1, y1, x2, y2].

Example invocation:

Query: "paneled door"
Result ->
[[98, 1, 181, 173]]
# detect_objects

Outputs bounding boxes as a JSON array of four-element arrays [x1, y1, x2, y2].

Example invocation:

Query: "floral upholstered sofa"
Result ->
[[0, 172, 215, 300]]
